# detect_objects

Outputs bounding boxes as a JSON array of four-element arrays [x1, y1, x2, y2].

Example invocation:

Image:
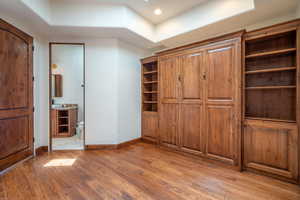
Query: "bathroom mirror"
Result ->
[[52, 74, 63, 97]]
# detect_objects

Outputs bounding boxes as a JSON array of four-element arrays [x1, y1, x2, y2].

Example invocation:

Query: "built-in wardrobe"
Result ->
[[141, 19, 300, 184]]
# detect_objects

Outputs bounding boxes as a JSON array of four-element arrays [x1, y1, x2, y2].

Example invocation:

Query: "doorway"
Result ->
[[49, 43, 85, 151]]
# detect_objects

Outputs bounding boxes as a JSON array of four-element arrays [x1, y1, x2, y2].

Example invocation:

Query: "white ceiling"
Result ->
[[50, 0, 208, 24], [1, 0, 299, 50]]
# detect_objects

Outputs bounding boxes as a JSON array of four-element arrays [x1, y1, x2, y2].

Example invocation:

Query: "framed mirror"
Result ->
[[52, 74, 62, 97]]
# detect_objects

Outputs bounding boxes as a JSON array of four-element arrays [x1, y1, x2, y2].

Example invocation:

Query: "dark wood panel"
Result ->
[[0, 29, 28, 109], [244, 120, 298, 180], [0, 19, 33, 171], [0, 117, 29, 159], [246, 31, 296, 56], [245, 52, 296, 71], [245, 89, 296, 121]]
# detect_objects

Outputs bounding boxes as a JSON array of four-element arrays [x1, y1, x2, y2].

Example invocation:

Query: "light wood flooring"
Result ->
[[0, 142, 300, 200]]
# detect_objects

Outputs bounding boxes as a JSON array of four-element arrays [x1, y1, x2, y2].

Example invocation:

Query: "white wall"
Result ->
[[0, 11, 49, 149], [49, 37, 151, 145], [117, 41, 149, 144], [85, 39, 119, 144], [52, 45, 84, 122]]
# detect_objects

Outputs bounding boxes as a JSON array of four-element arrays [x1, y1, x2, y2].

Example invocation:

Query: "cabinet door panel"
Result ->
[[180, 104, 204, 154], [244, 120, 298, 180], [205, 42, 240, 167], [160, 104, 178, 148], [207, 46, 234, 101], [181, 53, 203, 101], [160, 57, 179, 103], [206, 106, 235, 164], [142, 112, 158, 140]]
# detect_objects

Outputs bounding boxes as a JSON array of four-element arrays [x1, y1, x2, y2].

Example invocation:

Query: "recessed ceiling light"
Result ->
[[154, 8, 162, 15]]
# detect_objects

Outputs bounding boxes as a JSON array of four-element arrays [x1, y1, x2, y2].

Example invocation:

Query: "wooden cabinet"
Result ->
[[141, 20, 300, 183], [141, 56, 159, 143], [179, 53, 204, 154], [243, 20, 300, 183], [51, 108, 78, 138], [244, 120, 298, 181], [158, 33, 242, 168], [205, 44, 241, 166]]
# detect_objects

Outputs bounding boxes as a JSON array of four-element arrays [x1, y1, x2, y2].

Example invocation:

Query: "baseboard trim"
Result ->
[[85, 138, 142, 150], [35, 146, 48, 156], [85, 144, 117, 150], [118, 138, 142, 149]]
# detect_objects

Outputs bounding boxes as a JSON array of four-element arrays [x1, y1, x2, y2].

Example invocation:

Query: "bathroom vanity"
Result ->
[[51, 105, 78, 138]]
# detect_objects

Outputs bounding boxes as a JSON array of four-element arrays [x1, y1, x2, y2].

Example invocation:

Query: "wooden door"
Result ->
[[244, 120, 298, 181], [159, 57, 180, 148], [179, 52, 205, 154], [204, 42, 241, 166], [0, 19, 34, 171]]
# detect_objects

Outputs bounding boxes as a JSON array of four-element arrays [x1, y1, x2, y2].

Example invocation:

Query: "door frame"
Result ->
[[48, 42, 86, 151]]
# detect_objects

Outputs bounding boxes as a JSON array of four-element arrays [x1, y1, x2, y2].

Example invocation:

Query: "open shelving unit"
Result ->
[[244, 30, 297, 122], [58, 110, 69, 134], [142, 57, 158, 112], [141, 56, 159, 143]]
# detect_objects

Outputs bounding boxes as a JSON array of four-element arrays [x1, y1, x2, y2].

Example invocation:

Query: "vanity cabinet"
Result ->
[[51, 108, 78, 138]]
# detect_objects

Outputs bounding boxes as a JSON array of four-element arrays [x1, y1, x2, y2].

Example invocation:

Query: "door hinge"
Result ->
[[32, 76, 35, 81], [33, 107, 35, 112], [33, 137, 35, 143], [32, 45, 35, 52]]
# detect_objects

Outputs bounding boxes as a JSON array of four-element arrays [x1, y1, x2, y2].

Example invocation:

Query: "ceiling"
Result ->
[[51, 0, 208, 24]]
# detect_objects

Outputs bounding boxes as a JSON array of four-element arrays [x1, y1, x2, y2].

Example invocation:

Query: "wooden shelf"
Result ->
[[144, 101, 158, 104], [245, 85, 296, 90], [245, 67, 296, 74], [144, 91, 158, 94], [245, 117, 296, 123], [144, 71, 158, 75], [245, 48, 296, 59], [144, 81, 158, 84], [59, 124, 68, 127]]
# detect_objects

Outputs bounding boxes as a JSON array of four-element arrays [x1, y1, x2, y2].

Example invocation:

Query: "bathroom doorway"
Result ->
[[49, 43, 85, 151]]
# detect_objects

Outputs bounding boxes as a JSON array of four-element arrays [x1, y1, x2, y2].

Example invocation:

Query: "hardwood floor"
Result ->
[[0, 142, 299, 200]]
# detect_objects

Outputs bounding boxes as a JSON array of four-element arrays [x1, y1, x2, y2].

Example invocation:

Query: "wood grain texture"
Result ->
[[244, 119, 298, 182], [0, 143, 300, 200], [0, 19, 34, 171], [158, 36, 242, 169], [243, 20, 299, 183]]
